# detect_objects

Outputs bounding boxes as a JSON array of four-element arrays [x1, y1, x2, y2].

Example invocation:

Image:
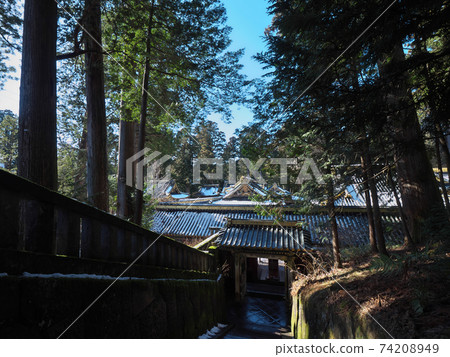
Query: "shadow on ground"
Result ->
[[223, 292, 291, 339]]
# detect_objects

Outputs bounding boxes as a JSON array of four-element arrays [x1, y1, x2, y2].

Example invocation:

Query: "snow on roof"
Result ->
[[199, 186, 220, 196], [171, 193, 190, 199], [212, 199, 261, 206]]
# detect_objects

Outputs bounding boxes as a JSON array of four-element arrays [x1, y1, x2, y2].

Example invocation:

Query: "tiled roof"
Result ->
[[215, 219, 312, 252], [333, 176, 398, 208], [151, 209, 404, 247], [222, 177, 267, 199], [158, 174, 403, 208]]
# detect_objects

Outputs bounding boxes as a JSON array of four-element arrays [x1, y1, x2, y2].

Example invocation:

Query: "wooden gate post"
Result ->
[[234, 253, 247, 301], [285, 256, 296, 304]]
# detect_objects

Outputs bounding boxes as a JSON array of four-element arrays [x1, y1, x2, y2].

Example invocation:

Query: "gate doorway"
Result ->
[[233, 253, 295, 302], [225, 256, 292, 338], [246, 257, 285, 298], [247, 257, 285, 282]]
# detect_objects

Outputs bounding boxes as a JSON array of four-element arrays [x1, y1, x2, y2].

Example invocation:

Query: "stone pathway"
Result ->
[[223, 295, 292, 339]]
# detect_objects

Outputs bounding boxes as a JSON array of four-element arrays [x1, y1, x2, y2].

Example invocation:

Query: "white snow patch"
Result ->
[[21, 272, 145, 280], [202, 187, 218, 196], [210, 326, 221, 334], [18, 273, 215, 283], [198, 323, 228, 339], [171, 193, 190, 199], [150, 278, 215, 282], [212, 200, 259, 205]]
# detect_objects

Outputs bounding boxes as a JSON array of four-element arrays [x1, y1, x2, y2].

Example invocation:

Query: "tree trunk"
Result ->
[[352, 68, 377, 254], [74, 121, 87, 201], [436, 123, 450, 180], [325, 170, 341, 268], [17, 0, 57, 254], [419, 43, 450, 177], [384, 154, 415, 249], [18, 0, 57, 189], [85, 0, 108, 211], [434, 131, 450, 213], [378, 42, 445, 242], [445, 134, 450, 167], [360, 154, 378, 253], [365, 151, 388, 255], [134, 3, 155, 225], [117, 98, 135, 219]]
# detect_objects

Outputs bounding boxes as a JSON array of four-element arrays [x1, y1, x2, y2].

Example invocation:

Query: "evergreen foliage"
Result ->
[[0, 0, 21, 89]]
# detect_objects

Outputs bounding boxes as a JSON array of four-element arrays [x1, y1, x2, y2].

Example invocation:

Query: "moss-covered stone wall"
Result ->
[[0, 275, 225, 338], [291, 286, 389, 339]]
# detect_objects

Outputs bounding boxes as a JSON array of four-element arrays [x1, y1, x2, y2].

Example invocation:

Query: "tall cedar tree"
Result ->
[[104, 0, 246, 224], [84, 0, 109, 211], [18, 0, 57, 189], [134, 0, 156, 224], [257, 0, 448, 244], [17, 0, 57, 254]]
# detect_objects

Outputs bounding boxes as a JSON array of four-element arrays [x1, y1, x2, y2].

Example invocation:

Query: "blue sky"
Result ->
[[0, 0, 272, 140], [209, 0, 272, 139], [0, 54, 20, 114]]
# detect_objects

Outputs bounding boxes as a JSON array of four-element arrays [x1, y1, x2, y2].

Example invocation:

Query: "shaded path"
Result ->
[[223, 295, 292, 339]]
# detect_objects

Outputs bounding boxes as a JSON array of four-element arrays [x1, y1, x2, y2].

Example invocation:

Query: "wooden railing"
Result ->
[[0, 169, 215, 273]]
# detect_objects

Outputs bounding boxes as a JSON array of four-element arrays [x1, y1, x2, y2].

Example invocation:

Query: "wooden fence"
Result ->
[[0, 169, 215, 272]]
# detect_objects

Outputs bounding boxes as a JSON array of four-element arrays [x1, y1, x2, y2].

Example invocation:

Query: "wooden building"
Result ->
[[151, 176, 404, 301]]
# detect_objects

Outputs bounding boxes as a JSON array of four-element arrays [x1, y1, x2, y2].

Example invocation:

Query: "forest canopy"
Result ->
[[0, 0, 449, 257]]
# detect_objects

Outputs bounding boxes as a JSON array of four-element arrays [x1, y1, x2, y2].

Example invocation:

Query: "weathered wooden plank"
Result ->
[[178, 249, 183, 269], [99, 223, 111, 260], [192, 253, 199, 271], [0, 169, 215, 272], [20, 199, 54, 254], [0, 187, 20, 249], [122, 230, 133, 262], [170, 246, 177, 268], [55, 207, 80, 257], [148, 238, 158, 266], [80, 217, 102, 259], [130, 233, 139, 261], [186, 251, 191, 270], [156, 240, 164, 266], [181, 248, 187, 269], [177, 247, 183, 269], [133, 233, 144, 264], [0, 170, 162, 241], [166, 244, 172, 268], [111, 228, 126, 262], [144, 237, 153, 265], [139, 236, 147, 265]]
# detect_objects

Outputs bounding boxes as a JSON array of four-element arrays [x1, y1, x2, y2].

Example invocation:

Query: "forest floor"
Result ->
[[292, 241, 450, 338]]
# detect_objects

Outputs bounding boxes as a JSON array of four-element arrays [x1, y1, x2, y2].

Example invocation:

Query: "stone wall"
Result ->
[[0, 275, 225, 338], [291, 286, 389, 339]]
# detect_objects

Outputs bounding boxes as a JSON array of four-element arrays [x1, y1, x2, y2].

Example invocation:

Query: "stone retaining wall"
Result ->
[[291, 286, 388, 339], [0, 275, 225, 338]]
